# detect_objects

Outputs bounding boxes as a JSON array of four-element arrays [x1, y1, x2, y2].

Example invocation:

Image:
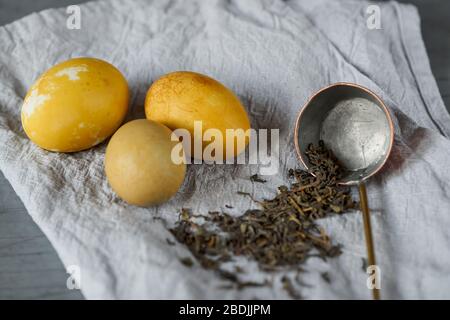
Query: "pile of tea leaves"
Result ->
[[169, 141, 358, 298]]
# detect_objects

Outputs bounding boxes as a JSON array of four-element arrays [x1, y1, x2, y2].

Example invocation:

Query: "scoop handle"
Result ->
[[359, 182, 380, 300]]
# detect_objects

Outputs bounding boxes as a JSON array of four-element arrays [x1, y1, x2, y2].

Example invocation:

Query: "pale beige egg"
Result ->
[[104, 119, 186, 207]]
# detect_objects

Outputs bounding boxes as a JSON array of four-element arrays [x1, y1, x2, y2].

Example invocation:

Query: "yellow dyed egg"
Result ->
[[145, 71, 251, 160], [104, 119, 186, 207], [21, 57, 129, 152]]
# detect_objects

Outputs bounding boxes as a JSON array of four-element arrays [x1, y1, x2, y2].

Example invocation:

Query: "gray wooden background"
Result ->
[[0, 0, 449, 300]]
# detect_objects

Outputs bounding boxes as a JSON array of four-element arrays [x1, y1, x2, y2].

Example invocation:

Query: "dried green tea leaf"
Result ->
[[250, 174, 267, 183], [180, 257, 194, 267], [361, 257, 368, 272], [169, 142, 358, 297], [281, 276, 302, 300], [321, 272, 331, 284]]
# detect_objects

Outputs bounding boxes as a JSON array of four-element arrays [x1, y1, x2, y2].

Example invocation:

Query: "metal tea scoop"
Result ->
[[294, 83, 394, 300]]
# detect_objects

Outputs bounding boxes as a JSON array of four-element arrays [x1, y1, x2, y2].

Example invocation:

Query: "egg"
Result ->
[[21, 57, 129, 152], [145, 71, 251, 161], [104, 119, 186, 207]]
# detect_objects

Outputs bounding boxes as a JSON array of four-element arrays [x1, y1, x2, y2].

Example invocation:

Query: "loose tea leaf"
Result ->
[[218, 269, 268, 290], [361, 257, 368, 272], [169, 141, 358, 296], [281, 276, 303, 300], [321, 272, 331, 284], [250, 174, 267, 183], [180, 257, 194, 267]]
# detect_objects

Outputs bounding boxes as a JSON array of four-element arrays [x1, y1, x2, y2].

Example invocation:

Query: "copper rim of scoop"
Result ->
[[293, 82, 395, 185]]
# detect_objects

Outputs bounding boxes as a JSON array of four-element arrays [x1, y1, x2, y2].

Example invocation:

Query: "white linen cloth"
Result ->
[[1, 0, 450, 299]]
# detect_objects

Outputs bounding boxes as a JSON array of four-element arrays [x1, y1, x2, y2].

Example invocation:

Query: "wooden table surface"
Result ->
[[0, 0, 449, 299]]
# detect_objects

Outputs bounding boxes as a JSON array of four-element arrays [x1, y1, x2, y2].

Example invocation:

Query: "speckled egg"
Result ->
[[21, 57, 129, 152], [145, 71, 251, 160]]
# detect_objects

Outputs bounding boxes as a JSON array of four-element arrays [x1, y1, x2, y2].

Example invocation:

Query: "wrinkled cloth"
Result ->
[[1, 0, 450, 299]]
